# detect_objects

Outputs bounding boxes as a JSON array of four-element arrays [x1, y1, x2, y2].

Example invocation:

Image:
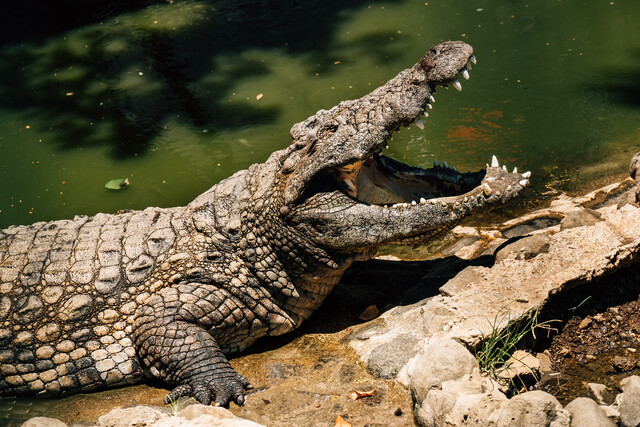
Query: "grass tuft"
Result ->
[[476, 306, 557, 394]]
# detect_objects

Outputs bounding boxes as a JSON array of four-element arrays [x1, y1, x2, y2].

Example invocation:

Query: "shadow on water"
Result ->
[[587, 48, 640, 109], [0, 0, 399, 157]]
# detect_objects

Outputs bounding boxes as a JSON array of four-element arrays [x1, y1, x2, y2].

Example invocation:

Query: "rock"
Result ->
[[494, 234, 551, 263], [613, 356, 637, 372], [155, 414, 264, 427], [96, 406, 165, 427], [438, 266, 487, 297], [559, 208, 603, 230], [578, 317, 592, 329], [397, 336, 479, 404], [94, 404, 264, 427], [462, 392, 509, 426], [620, 375, 640, 393], [619, 376, 640, 427], [496, 391, 570, 427], [587, 382, 616, 405], [20, 418, 67, 427], [366, 334, 421, 379], [177, 404, 235, 421], [418, 375, 486, 426], [536, 352, 553, 373], [564, 397, 615, 427], [600, 405, 621, 424], [496, 350, 540, 387]]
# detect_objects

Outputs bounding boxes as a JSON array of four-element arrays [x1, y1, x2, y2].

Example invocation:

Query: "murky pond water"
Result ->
[[1, 0, 640, 423], [1, 0, 639, 229]]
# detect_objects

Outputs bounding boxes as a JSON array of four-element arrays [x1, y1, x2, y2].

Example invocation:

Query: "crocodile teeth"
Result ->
[[444, 161, 450, 169], [429, 95, 435, 103], [482, 183, 492, 196], [470, 55, 477, 64], [434, 160, 439, 167], [452, 79, 462, 91], [419, 197, 426, 204], [452, 166, 458, 172], [512, 167, 518, 174], [385, 144, 389, 150], [503, 165, 507, 171], [424, 112, 429, 118], [411, 200, 417, 205], [507, 185, 512, 191], [522, 171, 532, 178], [491, 155, 499, 168], [519, 179, 529, 187], [427, 103, 433, 110], [415, 117, 425, 130], [461, 69, 470, 80]]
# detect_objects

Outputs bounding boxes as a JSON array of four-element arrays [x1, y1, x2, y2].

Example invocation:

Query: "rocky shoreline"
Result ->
[[15, 174, 640, 425]]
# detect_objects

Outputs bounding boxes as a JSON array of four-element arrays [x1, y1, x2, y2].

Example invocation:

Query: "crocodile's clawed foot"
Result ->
[[165, 373, 251, 407]]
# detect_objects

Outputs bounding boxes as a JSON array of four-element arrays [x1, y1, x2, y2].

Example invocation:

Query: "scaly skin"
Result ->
[[0, 41, 531, 406]]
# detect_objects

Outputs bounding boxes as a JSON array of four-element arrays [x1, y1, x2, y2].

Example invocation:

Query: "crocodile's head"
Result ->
[[277, 41, 530, 255]]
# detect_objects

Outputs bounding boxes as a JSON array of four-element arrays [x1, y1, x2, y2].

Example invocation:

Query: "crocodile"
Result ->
[[0, 41, 531, 407]]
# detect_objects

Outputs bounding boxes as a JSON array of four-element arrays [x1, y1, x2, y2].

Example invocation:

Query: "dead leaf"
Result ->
[[349, 389, 376, 400], [358, 305, 378, 321], [334, 415, 351, 427]]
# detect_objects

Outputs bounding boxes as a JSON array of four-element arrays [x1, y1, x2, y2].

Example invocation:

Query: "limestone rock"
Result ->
[[494, 234, 551, 263], [496, 391, 570, 427], [495, 350, 540, 387], [418, 375, 485, 426], [564, 397, 615, 427], [587, 382, 616, 405], [20, 417, 67, 427], [96, 406, 165, 427], [559, 208, 603, 230], [619, 376, 640, 427], [536, 352, 553, 374], [600, 405, 621, 424], [177, 404, 236, 421], [462, 392, 509, 426], [397, 336, 479, 403], [366, 334, 421, 379]]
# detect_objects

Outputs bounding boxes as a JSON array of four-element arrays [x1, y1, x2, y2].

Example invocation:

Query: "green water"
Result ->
[[1, 1, 640, 229]]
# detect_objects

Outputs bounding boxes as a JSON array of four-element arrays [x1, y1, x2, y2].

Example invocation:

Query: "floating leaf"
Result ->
[[105, 178, 130, 190]]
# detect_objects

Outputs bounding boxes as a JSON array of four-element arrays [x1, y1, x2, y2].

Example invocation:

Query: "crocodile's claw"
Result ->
[[165, 372, 251, 407]]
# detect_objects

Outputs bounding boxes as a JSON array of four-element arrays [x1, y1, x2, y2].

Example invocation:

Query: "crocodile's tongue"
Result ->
[[338, 154, 485, 206]]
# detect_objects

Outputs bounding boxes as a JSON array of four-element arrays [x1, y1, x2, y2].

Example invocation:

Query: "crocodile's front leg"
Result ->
[[133, 283, 255, 406]]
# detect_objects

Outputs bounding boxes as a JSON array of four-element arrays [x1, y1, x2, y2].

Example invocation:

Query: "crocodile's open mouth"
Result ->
[[300, 53, 530, 209], [334, 153, 488, 207]]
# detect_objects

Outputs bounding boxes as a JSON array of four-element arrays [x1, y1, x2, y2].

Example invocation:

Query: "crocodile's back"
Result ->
[[0, 207, 184, 396]]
